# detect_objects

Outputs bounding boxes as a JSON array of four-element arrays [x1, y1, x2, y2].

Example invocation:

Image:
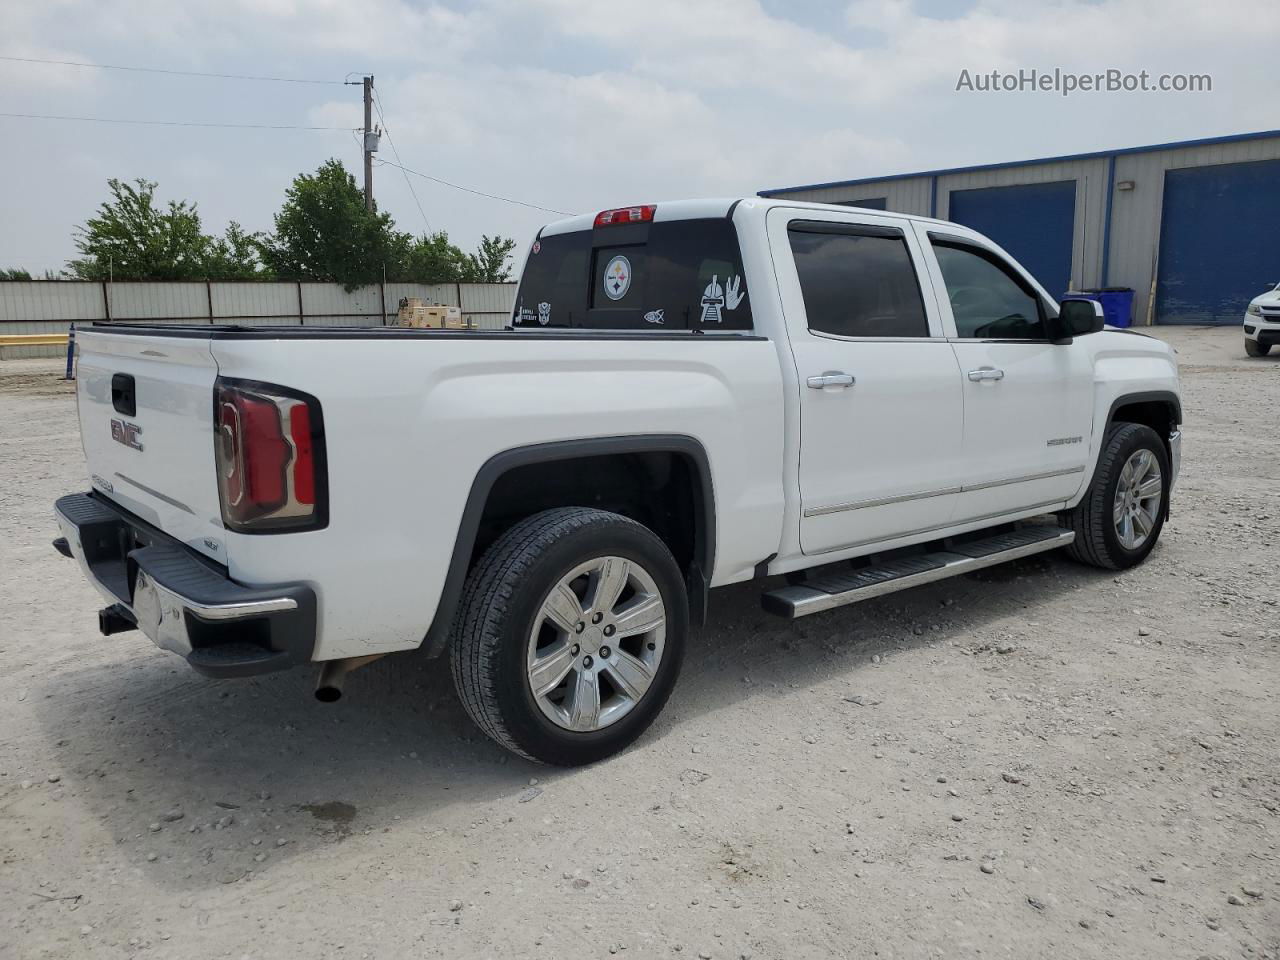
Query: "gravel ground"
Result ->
[[2, 328, 1277, 960]]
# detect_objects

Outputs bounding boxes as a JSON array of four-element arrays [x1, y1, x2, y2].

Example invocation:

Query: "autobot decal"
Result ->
[[699, 274, 745, 324], [603, 255, 632, 300], [537, 301, 551, 325], [643, 309, 665, 325]]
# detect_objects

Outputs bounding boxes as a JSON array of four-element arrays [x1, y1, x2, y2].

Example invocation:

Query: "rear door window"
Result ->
[[514, 218, 752, 331], [788, 222, 929, 338]]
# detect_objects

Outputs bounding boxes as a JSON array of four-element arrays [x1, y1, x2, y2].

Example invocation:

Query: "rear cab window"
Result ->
[[513, 216, 752, 331]]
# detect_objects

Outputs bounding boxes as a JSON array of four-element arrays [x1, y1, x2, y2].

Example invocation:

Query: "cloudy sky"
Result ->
[[2, 0, 1276, 273]]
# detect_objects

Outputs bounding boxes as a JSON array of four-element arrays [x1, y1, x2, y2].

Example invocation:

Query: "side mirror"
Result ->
[[1054, 297, 1106, 341]]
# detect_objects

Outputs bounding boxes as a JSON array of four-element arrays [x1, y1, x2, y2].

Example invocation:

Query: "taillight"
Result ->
[[594, 205, 655, 227], [214, 379, 326, 533]]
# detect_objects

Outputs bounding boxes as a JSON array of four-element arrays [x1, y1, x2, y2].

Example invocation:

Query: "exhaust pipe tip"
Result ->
[[313, 654, 383, 704], [98, 603, 137, 636]]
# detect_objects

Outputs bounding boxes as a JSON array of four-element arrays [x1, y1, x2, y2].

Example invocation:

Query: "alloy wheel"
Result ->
[[1113, 448, 1162, 550], [526, 556, 667, 732]]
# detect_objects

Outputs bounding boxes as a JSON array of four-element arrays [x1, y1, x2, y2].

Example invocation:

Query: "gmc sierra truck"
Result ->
[[53, 197, 1182, 765]]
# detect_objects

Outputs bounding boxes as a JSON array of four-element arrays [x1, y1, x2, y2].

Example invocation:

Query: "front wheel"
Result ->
[[1060, 422, 1170, 570], [1246, 338, 1271, 357], [451, 507, 687, 765]]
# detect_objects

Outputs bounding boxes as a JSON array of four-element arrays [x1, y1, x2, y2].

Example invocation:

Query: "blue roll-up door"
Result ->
[[1155, 158, 1280, 325], [948, 180, 1076, 297]]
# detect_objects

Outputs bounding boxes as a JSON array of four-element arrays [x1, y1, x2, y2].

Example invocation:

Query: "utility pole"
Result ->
[[362, 75, 375, 212]]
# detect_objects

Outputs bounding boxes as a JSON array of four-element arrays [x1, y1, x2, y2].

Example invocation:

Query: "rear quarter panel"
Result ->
[[210, 334, 785, 660]]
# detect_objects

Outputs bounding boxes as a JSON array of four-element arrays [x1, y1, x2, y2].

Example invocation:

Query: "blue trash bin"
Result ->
[[1095, 287, 1135, 328]]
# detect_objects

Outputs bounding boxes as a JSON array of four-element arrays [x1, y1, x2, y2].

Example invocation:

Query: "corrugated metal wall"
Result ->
[[761, 133, 1280, 323], [935, 157, 1110, 293], [0, 281, 517, 357], [772, 158, 1110, 293], [1110, 137, 1280, 323], [773, 176, 934, 217]]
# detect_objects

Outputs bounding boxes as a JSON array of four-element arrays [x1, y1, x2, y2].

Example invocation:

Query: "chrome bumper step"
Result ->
[[761, 526, 1075, 619]]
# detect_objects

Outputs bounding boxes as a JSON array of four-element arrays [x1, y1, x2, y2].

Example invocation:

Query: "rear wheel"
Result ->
[[1060, 422, 1169, 570], [451, 507, 687, 765], [1246, 338, 1271, 357]]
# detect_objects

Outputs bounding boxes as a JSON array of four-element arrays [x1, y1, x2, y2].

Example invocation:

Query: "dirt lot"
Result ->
[[2, 328, 1277, 960]]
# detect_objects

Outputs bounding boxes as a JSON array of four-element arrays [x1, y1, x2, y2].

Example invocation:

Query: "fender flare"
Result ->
[[1105, 389, 1182, 429], [421, 435, 716, 657], [1086, 390, 1182, 495]]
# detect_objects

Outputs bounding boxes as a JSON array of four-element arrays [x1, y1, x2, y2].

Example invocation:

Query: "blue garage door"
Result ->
[[1155, 159, 1280, 325], [948, 180, 1076, 297]]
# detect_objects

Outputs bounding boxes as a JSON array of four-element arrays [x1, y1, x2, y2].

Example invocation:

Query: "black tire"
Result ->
[[1246, 338, 1271, 357], [1059, 422, 1170, 570], [450, 507, 687, 765]]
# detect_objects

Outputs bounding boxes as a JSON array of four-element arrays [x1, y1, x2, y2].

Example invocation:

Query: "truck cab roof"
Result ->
[[538, 197, 958, 237]]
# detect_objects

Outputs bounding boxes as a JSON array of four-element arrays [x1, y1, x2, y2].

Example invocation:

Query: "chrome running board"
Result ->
[[761, 527, 1075, 620]]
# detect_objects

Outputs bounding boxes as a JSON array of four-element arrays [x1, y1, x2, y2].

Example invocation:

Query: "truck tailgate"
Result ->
[[77, 330, 227, 563]]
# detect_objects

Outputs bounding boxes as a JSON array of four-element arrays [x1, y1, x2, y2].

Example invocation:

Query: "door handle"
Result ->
[[967, 367, 1005, 382], [807, 372, 855, 389]]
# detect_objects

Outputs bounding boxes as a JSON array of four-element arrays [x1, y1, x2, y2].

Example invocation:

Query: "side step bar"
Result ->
[[761, 527, 1075, 620]]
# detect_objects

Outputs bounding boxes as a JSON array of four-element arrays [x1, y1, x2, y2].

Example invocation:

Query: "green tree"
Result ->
[[398, 231, 517, 284], [65, 178, 268, 280], [64, 166, 515, 288], [260, 159, 409, 290], [0, 268, 33, 280], [204, 222, 272, 280], [463, 234, 517, 283], [403, 231, 470, 283], [68, 178, 211, 280]]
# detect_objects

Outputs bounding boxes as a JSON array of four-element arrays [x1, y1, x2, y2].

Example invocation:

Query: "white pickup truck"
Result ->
[[53, 198, 1182, 765]]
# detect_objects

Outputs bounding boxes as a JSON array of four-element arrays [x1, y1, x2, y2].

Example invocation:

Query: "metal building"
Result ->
[[759, 129, 1280, 325]]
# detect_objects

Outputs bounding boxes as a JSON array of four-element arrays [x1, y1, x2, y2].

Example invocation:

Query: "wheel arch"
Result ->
[[1105, 390, 1181, 449], [422, 435, 716, 658]]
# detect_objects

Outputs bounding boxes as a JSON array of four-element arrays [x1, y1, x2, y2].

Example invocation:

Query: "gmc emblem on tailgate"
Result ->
[[110, 418, 144, 451]]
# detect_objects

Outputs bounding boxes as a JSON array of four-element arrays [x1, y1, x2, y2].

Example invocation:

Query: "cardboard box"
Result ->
[[397, 298, 464, 329]]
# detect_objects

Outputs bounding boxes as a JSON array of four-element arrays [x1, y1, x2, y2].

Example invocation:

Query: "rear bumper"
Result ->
[[53, 493, 316, 678]]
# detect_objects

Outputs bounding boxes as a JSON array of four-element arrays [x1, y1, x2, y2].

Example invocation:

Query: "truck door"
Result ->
[[912, 225, 1093, 522], [768, 207, 966, 556]]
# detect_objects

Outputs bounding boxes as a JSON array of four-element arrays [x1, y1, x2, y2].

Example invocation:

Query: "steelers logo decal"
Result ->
[[603, 255, 632, 301]]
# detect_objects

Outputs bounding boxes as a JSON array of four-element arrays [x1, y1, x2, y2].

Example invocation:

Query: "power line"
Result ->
[[371, 90, 431, 233], [374, 157, 575, 216], [0, 111, 349, 131], [0, 54, 344, 85]]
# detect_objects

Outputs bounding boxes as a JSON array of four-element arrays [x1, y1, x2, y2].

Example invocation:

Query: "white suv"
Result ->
[[1245, 281, 1280, 357]]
